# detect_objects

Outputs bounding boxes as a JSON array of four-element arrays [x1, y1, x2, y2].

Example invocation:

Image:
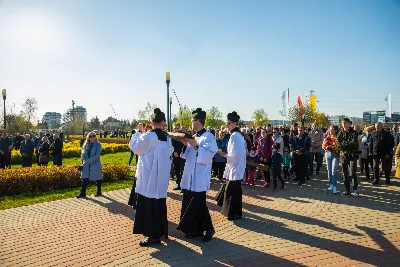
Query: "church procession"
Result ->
[[127, 106, 247, 247]]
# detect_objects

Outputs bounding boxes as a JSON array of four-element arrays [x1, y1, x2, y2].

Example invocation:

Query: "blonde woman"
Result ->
[[77, 132, 103, 198]]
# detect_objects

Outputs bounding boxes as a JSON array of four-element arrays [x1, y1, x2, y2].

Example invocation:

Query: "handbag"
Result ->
[[39, 152, 49, 163], [77, 165, 84, 171]]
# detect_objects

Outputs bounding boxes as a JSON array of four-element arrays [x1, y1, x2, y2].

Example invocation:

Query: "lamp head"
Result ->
[[2, 89, 6, 100]]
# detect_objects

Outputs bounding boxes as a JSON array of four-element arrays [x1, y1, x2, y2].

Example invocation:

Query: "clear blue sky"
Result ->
[[0, 0, 399, 122]]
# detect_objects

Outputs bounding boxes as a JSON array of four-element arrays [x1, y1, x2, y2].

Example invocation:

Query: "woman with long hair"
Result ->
[[77, 132, 103, 198], [322, 125, 340, 194]]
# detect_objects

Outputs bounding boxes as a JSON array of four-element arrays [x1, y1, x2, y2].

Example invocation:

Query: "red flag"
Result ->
[[297, 94, 304, 118]]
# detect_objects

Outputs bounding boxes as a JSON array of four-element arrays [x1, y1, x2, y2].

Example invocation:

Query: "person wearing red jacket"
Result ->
[[257, 128, 273, 188]]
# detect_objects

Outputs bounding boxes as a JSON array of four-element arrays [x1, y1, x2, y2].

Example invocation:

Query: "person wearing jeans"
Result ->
[[323, 125, 340, 194], [337, 118, 359, 196]]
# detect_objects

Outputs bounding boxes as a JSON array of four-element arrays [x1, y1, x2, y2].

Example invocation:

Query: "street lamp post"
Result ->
[[166, 72, 170, 131], [2, 89, 6, 130], [169, 97, 172, 128]]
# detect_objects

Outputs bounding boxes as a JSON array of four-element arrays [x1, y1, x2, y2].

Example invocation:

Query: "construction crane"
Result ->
[[109, 102, 117, 119]]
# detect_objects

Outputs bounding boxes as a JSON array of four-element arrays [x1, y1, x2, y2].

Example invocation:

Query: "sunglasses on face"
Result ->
[[89, 135, 96, 138]]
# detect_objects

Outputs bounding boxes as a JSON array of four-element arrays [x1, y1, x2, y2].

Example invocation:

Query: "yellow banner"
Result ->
[[310, 95, 317, 116]]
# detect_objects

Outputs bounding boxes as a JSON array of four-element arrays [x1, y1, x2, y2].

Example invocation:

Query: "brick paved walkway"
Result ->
[[1, 169, 400, 266]]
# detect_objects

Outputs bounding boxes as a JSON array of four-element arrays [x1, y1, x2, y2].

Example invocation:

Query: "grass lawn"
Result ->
[[2, 151, 136, 209], [0, 179, 134, 210], [11, 151, 133, 169]]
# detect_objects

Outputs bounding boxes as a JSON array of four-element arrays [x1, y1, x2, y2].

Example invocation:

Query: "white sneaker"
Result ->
[[333, 186, 338, 194], [352, 190, 359, 197], [328, 185, 333, 191]]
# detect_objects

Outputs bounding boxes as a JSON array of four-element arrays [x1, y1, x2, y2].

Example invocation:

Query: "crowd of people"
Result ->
[[0, 130, 64, 168], [126, 108, 400, 247]]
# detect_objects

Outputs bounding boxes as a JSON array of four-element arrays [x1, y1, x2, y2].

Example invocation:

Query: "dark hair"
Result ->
[[342, 118, 350, 123], [273, 143, 280, 150], [329, 125, 339, 134]]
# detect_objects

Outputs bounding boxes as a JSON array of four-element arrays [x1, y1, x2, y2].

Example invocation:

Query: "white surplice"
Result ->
[[223, 131, 247, 181], [129, 131, 174, 199], [180, 131, 218, 192]]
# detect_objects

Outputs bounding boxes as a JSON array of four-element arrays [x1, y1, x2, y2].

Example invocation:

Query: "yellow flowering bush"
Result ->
[[11, 141, 129, 164], [67, 137, 129, 144], [0, 164, 132, 196]]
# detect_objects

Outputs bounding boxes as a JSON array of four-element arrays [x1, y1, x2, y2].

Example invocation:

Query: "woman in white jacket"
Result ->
[[272, 128, 284, 154]]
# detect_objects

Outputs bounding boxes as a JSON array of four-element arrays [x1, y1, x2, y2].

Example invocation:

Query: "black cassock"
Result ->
[[128, 179, 168, 239], [220, 180, 242, 218], [177, 189, 214, 234]]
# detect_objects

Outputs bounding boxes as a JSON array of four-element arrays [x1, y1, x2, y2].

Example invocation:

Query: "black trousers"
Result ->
[[53, 154, 63, 166], [213, 162, 226, 180], [0, 154, 11, 169], [373, 156, 392, 183], [342, 158, 358, 192], [283, 166, 290, 179], [173, 157, 185, 185], [177, 190, 214, 234], [309, 152, 322, 174], [360, 157, 373, 178], [294, 154, 307, 184], [128, 150, 135, 165], [221, 180, 242, 218], [22, 157, 33, 168], [272, 168, 284, 189], [261, 159, 271, 183]]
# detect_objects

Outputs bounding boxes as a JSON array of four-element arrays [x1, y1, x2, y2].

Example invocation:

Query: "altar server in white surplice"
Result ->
[[177, 108, 218, 242], [217, 111, 247, 220], [129, 108, 173, 247]]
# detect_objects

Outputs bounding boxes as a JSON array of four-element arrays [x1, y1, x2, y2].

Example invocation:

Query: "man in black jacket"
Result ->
[[370, 122, 395, 185], [20, 134, 35, 167], [337, 118, 359, 196], [0, 129, 13, 169], [291, 127, 310, 186], [52, 134, 63, 166], [171, 124, 186, 190]]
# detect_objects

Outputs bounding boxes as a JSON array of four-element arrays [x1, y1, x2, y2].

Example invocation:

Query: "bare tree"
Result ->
[[22, 98, 38, 129]]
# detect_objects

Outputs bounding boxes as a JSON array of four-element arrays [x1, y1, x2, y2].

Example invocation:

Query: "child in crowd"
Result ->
[[282, 147, 291, 180], [271, 143, 285, 191], [245, 147, 260, 186]]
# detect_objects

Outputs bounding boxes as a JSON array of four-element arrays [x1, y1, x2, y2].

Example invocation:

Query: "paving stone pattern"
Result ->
[[1, 169, 400, 266]]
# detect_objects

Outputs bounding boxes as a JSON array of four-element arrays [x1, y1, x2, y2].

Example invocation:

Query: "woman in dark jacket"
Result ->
[[38, 137, 50, 166]]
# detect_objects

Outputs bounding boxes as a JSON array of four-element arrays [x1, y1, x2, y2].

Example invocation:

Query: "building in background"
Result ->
[[102, 117, 120, 130], [363, 111, 400, 124], [66, 106, 87, 121], [42, 112, 61, 128]]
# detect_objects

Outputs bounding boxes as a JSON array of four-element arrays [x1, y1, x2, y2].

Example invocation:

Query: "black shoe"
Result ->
[[173, 186, 181, 190], [95, 191, 102, 197], [202, 230, 215, 242], [293, 177, 299, 181], [185, 231, 204, 238], [298, 182, 304, 186], [306, 175, 310, 180], [386, 181, 391, 186], [228, 214, 242, 221], [139, 237, 161, 247], [342, 191, 351, 196], [371, 180, 379, 185], [76, 193, 86, 199], [316, 171, 320, 175]]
